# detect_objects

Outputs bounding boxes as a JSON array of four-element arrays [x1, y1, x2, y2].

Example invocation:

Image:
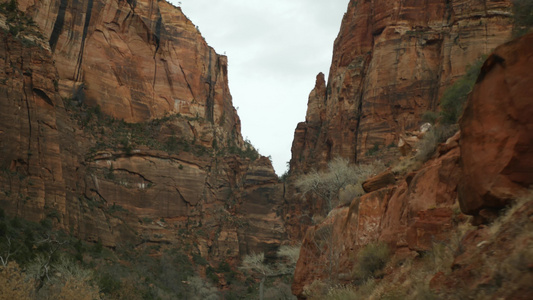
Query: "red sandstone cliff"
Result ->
[[290, 0, 513, 173], [0, 0, 284, 269], [291, 30, 533, 300], [18, 0, 238, 128]]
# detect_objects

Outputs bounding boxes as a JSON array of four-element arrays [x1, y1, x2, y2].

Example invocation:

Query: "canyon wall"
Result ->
[[289, 0, 532, 295], [292, 32, 533, 298], [290, 0, 514, 173], [0, 0, 284, 268]]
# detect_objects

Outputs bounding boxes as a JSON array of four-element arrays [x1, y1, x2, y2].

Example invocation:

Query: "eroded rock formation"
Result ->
[[292, 138, 461, 297], [0, 0, 284, 267], [19, 0, 238, 128], [291, 31, 533, 299], [290, 0, 513, 173], [459, 32, 533, 224]]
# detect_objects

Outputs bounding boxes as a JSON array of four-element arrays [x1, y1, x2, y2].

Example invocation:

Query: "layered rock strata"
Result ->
[[290, 0, 513, 173], [292, 136, 461, 297], [0, 0, 284, 266], [292, 32, 533, 299]]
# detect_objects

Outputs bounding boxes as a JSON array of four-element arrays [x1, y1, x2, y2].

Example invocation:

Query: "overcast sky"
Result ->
[[171, 0, 349, 174]]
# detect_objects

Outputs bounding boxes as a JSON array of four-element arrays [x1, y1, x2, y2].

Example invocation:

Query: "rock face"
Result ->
[[0, 0, 284, 267], [290, 0, 513, 173], [19, 0, 238, 128], [292, 144, 462, 297], [459, 32, 533, 224], [288, 1, 533, 296]]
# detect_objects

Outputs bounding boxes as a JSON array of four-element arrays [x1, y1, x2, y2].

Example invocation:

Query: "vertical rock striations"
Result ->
[[0, 0, 284, 265], [290, 0, 513, 173], [288, 1, 533, 298], [19, 0, 239, 131]]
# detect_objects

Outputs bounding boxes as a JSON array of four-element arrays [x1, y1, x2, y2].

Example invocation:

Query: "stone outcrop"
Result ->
[[292, 142, 462, 297], [292, 30, 533, 298], [0, 0, 284, 267], [362, 170, 396, 193], [290, 0, 513, 173], [459, 31, 533, 224]]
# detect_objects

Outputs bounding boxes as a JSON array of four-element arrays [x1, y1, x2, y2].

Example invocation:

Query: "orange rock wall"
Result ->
[[292, 143, 461, 296], [459, 32, 533, 223], [292, 31, 533, 299], [0, 0, 284, 265], [19, 0, 240, 133], [290, 0, 513, 173]]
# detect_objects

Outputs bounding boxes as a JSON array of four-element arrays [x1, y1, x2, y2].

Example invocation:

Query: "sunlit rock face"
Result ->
[[0, 0, 284, 263], [18, 0, 239, 129], [290, 0, 513, 173]]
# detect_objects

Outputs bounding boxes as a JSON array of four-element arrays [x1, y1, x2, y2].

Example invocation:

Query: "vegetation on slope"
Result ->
[[63, 98, 260, 161], [303, 192, 533, 299], [0, 208, 223, 299], [295, 158, 385, 215], [1, 207, 298, 299], [414, 56, 485, 163]]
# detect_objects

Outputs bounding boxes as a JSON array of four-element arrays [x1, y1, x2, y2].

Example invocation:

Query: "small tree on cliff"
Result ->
[[295, 157, 384, 213], [240, 245, 300, 300]]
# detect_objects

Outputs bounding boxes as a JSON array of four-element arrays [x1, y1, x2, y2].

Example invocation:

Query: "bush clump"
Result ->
[[439, 57, 484, 125], [295, 157, 385, 213], [352, 242, 390, 280]]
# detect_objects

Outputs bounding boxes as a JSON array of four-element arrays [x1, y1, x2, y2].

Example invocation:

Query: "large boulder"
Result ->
[[459, 32, 533, 224]]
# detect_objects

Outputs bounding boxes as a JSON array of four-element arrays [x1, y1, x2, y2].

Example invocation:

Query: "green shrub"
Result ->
[[192, 253, 208, 266], [365, 143, 380, 156], [97, 272, 122, 295], [206, 266, 219, 284], [421, 111, 438, 125], [439, 57, 484, 124], [512, 0, 533, 37], [352, 242, 390, 280]]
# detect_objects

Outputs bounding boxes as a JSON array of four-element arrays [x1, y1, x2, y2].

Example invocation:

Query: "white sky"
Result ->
[[170, 0, 349, 174]]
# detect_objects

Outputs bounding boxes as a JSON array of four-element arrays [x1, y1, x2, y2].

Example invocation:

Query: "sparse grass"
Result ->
[[349, 193, 532, 300], [391, 157, 423, 175], [488, 192, 533, 236], [338, 184, 365, 206], [303, 280, 329, 299], [352, 242, 390, 281], [0, 262, 33, 300], [323, 284, 359, 300], [186, 275, 220, 300], [264, 282, 296, 300]]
